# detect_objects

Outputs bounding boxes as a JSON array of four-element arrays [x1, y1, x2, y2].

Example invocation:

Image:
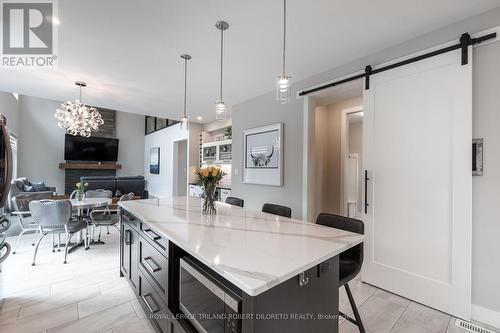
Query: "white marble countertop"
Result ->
[[119, 197, 364, 297]]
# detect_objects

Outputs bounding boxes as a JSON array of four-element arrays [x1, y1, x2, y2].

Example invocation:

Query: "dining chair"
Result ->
[[225, 196, 244, 207], [11, 193, 49, 254], [262, 203, 292, 218], [85, 189, 113, 199], [85, 189, 113, 235], [29, 200, 88, 265], [89, 192, 134, 242], [316, 213, 365, 333]]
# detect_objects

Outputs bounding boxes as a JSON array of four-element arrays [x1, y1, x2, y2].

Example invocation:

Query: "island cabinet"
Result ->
[[120, 209, 189, 333], [120, 210, 139, 293], [119, 197, 364, 333]]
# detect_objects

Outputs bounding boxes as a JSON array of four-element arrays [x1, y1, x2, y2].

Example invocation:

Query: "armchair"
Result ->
[[8, 178, 55, 211]]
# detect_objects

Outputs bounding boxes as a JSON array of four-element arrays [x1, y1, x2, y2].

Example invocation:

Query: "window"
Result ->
[[145, 116, 181, 135]]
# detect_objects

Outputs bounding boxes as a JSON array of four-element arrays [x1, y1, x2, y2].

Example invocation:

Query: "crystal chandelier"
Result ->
[[55, 81, 104, 137], [276, 0, 291, 104], [180, 54, 191, 128], [215, 20, 229, 121]]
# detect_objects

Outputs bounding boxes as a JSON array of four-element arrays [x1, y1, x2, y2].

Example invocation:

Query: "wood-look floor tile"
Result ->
[[0, 306, 20, 326], [391, 302, 450, 333], [130, 299, 147, 319], [0, 303, 78, 333], [18, 284, 100, 319], [110, 317, 155, 333], [77, 286, 136, 318], [349, 289, 409, 333], [49, 302, 135, 333]]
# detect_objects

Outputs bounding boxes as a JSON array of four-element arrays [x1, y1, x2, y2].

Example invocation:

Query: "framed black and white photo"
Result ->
[[243, 123, 283, 186], [150, 147, 160, 174]]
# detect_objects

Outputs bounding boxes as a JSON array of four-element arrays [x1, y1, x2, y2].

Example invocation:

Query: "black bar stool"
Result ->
[[261, 203, 292, 218], [225, 197, 244, 207], [316, 213, 366, 333]]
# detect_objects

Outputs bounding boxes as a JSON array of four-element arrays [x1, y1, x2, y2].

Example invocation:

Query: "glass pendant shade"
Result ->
[[55, 82, 104, 137], [276, 74, 291, 104], [180, 54, 191, 129], [180, 115, 189, 129], [215, 101, 226, 121], [215, 21, 229, 121], [276, 0, 292, 104]]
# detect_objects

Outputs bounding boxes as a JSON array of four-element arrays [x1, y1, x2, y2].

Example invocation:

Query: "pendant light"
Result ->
[[55, 81, 104, 137], [180, 54, 191, 128], [215, 20, 229, 121], [277, 0, 291, 104]]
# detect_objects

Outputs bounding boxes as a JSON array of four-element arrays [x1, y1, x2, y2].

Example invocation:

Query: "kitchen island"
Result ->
[[119, 197, 364, 333]]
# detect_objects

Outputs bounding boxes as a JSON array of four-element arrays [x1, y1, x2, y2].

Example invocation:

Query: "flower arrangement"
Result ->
[[194, 166, 226, 214], [74, 182, 88, 201]]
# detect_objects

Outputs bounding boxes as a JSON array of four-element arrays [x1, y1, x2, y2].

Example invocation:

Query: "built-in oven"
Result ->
[[179, 257, 241, 333]]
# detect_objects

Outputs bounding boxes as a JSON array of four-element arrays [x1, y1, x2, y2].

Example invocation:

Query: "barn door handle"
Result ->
[[364, 170, 370, 214]]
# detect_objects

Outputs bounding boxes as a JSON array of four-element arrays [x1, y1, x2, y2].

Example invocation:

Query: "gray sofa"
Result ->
[[80, 176, 148, 198], [8, 178, 56, 211]]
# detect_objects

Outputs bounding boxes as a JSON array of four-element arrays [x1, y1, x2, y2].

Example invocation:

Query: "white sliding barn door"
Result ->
[[362, 48, 472, 319]]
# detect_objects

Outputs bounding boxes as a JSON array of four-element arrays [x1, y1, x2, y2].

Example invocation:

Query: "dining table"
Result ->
[[68, 198, 112, 253]]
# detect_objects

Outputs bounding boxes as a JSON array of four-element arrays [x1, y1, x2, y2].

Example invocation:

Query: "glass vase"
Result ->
[[75, 191, 85, 201], [202, 182, 217, 215]]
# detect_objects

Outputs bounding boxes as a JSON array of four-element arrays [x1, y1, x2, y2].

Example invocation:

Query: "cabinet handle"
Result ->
[[143, 256, 161, 273], [141, 293, 160, 314], [144, 229, 161, 242], [364, 170, 370, 214], [125, 230, 131, 245]]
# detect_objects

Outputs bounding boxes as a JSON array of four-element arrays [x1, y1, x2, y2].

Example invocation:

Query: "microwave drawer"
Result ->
[[140, 223, 168, 254], [139, 236, 168, 301], [138, 271, 169, 333]]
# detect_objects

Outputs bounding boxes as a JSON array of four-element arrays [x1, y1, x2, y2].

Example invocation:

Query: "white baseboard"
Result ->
[[472, 304, 500, 330]]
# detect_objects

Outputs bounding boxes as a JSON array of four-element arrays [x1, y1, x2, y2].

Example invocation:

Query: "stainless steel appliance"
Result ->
[[179, 257, 241, 333], [0, 115, 13, 266]]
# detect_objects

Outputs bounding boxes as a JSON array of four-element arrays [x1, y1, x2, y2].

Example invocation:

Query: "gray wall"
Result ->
[[19, 95, 66, 193], [231, 93, 304, 217], [116, 111, 145, 177], [230, 7, 500, 317], [472, 40, 500, 314], [0, 92, 19, 137], [17, 95, 144, 194]]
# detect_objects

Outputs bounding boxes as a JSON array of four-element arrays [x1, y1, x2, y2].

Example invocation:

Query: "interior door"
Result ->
[[362, 46, 472, 319]]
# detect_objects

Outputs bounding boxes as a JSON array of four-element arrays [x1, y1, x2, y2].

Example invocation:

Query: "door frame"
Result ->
[[340, 106, 363, 216]]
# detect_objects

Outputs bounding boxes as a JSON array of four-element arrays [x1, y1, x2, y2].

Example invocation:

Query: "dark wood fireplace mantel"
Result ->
[[59, 162, 122, 170]]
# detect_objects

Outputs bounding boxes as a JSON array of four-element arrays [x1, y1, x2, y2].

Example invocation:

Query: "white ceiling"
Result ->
[[0, 0, 498, 123]]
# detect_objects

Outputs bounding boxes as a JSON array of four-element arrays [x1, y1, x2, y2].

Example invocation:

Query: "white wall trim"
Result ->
[[339, 105, 363, 216], [472, 305, 500, 329]]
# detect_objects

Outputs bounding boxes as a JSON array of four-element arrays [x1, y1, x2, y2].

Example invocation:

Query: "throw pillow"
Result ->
[[32, 182, 48, 191], [22, 185, 37, 192]]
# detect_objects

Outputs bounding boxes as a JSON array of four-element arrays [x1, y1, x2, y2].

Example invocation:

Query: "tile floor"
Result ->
[[0, 227, 495, 333]]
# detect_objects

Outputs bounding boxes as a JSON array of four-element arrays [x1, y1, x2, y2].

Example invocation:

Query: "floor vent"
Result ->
[[456, 319, 495, 333]]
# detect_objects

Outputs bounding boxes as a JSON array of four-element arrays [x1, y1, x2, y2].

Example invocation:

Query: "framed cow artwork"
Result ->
[[243, 123, 283, 186]]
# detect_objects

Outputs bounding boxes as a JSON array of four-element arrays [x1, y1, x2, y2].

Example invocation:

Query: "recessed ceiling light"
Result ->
[[197, 116, 203, 121]]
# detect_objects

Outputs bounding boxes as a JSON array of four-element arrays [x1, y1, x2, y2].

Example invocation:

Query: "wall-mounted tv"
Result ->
[[64, 134, 119, 162]]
